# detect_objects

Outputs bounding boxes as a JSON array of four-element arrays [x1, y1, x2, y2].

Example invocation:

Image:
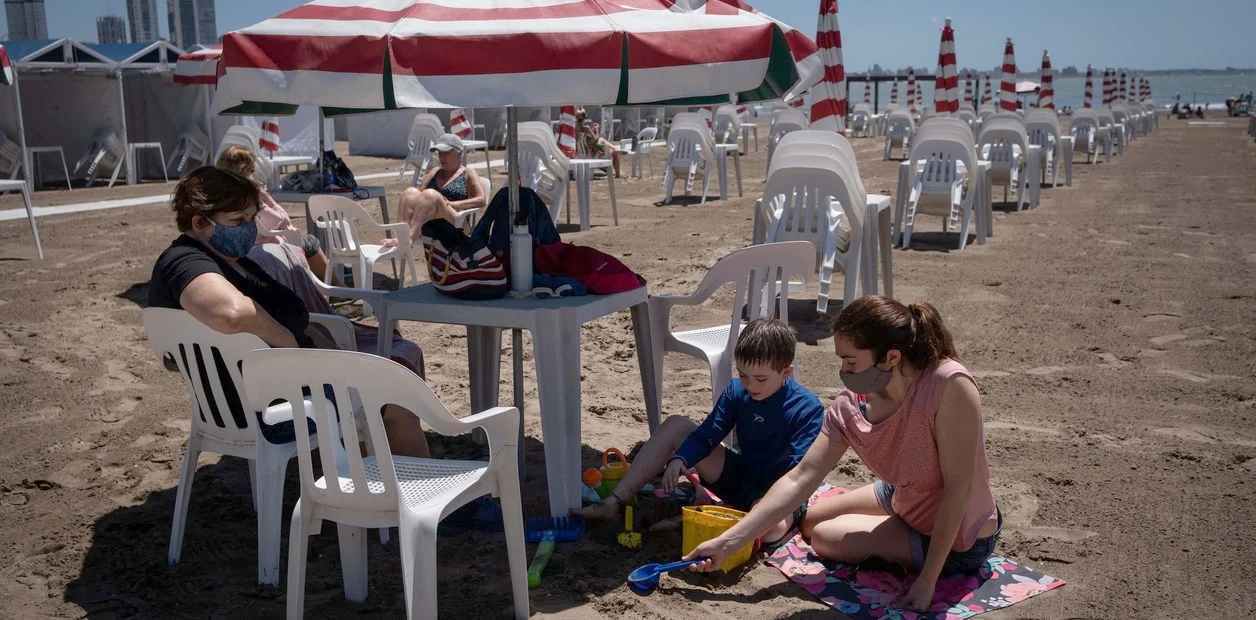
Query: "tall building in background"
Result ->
[[166, 0, 216, 48], [4, 0, 48, 40], [127, 0, 159, 43], [97, 15, 127, 44]]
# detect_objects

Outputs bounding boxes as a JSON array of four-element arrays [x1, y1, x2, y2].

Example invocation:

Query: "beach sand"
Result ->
[[0, 113, 1253, 618]]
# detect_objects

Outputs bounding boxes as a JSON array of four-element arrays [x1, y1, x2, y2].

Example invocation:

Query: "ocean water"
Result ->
[[854, 72, 1256, 110]]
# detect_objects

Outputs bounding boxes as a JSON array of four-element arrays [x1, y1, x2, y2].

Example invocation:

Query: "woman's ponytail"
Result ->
[[905, 302, 958, 369]]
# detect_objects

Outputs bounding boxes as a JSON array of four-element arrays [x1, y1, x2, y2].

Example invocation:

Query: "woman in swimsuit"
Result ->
[[392, 133, 487, 245]]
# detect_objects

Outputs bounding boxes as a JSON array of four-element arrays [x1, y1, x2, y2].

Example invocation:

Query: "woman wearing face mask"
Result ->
[[147, 166, 431, 456], [684, 296, 998, 612]]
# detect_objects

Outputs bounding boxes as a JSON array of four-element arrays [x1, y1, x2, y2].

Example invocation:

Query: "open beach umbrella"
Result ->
[[890, 76, 899, 105], [0, 43, 42, 258], [711, 0, 821, 104], [1037, 50, 1054, 110], [906, 68, 917, 114], [557, 106, 577, 157], [982, 74, 992, 106], [933, 18, 958, 114], [1083, 65, 1094, 108], [809, 0, 846, 131], [999, 38, 1017, 112]]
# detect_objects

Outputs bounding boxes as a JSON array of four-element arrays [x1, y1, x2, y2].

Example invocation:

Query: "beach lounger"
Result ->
[[239, 347, 528, 619]]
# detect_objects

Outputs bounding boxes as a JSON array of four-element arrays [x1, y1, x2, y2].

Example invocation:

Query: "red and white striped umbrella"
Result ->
[[1141, 77, 1151, 103], [916, 77, 923, 110], [963, 71, 973, 110], [981, 74, 992, 105], [906, 68, 917, 114], [1127, 74, 1137, 102], [933, 18, 958, 114], [449, 108, 473, 139], [1083, 65, 1094, 108], [999, 38, 1017, 112], [863, 79, 871, 105], [259, 118, 281, 155], [215, 0, 804, 113], [890, 77, 899, 105], [809, 0, 846, 131], [557, 106, 577, 157], [1118, 70, 1127, 104], [0, 44, 13, 87], [1037, 49, 1053, 110], [1102, 69, 1114, 105], [174, 47, 222, 86]]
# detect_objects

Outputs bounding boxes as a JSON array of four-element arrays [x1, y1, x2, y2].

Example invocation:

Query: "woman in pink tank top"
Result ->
[[685, 296, 999, 612]]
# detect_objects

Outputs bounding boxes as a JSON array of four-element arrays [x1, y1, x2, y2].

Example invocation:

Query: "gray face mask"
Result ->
[[840, 362, 893, 395]]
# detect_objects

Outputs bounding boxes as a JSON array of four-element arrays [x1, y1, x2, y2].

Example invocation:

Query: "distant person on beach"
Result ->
[[1196, 105, 1205, 119], [575, 108, 623, 178], [216, 145, 329, 279], [685, 297, 1000, 613], [387, 132, 487, 247], [146, 166, 430, 457], [582, 319, 824, 549]]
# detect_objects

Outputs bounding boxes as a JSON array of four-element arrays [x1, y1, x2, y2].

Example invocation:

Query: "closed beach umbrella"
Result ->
[[1103, 69, 1114, 106], [906, 68, 917, 114], [890, 76, 899, 105], [982, 74, 992, 105], [1037, 50, 1054, 110], [809, 0, 847, 131], [863, 79, 872, 106], [963, 71, 974, 110], [933, 18, 958, 114], [1, 44, 14, 86], [174, 47, 222, 85], [1083, 65, 1094, 108], [450, 108, 473, 140], [259, 119, 281, 155], [999, 38, 1017, 112], [1119, 70, 1127, 104], [557, 106, 577, 157]]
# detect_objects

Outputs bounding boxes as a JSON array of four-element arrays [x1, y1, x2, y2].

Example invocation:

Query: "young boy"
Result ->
[[584, 319, 824, 539]]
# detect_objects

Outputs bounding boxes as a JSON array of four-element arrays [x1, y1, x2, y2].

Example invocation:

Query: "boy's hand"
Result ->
[[661, 458, 686, 495]]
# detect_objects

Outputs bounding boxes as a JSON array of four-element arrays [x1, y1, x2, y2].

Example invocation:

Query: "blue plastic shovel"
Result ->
[[627, 558, 705, 594]]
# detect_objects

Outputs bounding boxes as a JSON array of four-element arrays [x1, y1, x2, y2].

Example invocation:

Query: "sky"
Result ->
[[4, 0, 1254, 71]]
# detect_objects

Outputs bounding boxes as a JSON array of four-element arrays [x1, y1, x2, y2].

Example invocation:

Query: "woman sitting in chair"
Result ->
[[147, 166, 430, 457], [389, 133, 487, 246], [575, 108, 622, 178]]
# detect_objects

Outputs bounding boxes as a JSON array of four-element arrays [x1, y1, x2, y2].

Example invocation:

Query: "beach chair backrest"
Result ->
[[690, 241, 815, 353], [309, 195, 374, 256], [762, 154, 865, 255], [666, 125, 711, 171], [713, 105, 740, 143], [142, 308, 267, 449], [909, 137, 976, 194], [978, 117, 1030, 152], [407, 113, 443, 160]]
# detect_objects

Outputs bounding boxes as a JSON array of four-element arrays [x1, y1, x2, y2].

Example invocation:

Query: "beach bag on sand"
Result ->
[[533, 242, 644, 294]]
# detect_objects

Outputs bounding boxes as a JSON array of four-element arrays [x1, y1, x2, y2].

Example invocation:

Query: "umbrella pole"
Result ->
[[507, 106, 532, 296]]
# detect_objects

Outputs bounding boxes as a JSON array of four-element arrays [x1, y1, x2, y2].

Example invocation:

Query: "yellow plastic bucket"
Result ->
[[681, 505, 753, 572]]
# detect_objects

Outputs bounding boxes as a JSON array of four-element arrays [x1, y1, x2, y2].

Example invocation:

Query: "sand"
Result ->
[[1, 113, 1254, 618]]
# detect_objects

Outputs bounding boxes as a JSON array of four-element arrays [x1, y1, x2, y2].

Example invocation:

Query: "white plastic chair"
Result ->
[[1070, 109, 1110, 163], [166, 127, 211, 176], [1096, 107, 1125, 156], [899, 134, 978, 251], [309, 195, 415, 292], [883, 110, 916, 160], [1025, 109, 1061, 187], [239, 348, 528, 620], [754, 152, 862, 313], [399, 113, 444, 185], [73, 128, 127, 188], [1, 132, 25, 179], [142, 307, 355, 586], [713, 105, 741, 145], [516, 121, 570, 221], [661, 124, 716, 204], [766, 108, 807, 173], [978, 117, 1035, 210], [648, 241, 814, 405], [619, 126, 659, 178]]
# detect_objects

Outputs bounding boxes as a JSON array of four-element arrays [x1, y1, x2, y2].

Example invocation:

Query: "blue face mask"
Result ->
[[207, 219, 257, 258]]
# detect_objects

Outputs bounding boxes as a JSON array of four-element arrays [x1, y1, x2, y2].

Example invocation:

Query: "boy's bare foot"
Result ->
[[581, 494, 621, 520]]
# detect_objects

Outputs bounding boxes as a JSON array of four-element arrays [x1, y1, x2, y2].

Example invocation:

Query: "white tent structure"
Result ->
[[1, 38, 191, 186]]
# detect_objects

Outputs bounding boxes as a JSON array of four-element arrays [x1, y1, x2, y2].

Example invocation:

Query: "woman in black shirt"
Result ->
[[149, 166, 429, 456]]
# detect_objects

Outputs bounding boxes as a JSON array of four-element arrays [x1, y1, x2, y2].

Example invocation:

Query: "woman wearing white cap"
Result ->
[[391, 133, 487, 246]]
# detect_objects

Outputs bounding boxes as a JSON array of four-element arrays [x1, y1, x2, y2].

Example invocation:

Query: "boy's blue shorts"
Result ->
[[705, 449, 771, 512]]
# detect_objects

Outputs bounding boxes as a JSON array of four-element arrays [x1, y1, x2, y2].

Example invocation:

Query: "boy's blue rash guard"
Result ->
[[673, 377, 824, 488]]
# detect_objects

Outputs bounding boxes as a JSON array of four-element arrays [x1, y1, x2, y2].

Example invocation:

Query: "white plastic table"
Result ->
[[860, 195, 895, 297], [26, 146, 72, 191], [567, 158, 618, 231], [461, 139, 494, 177], [373, 284, 662, 517], [268, 155, 317, 189], [714, 143, 743, 200]]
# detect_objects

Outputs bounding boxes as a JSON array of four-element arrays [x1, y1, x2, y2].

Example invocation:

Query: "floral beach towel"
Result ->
[[766, 486, 1064, 619]]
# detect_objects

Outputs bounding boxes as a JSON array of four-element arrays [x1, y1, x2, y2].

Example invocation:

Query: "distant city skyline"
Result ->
[[95, 14, 124, 44], [4, 0, 46, 40], [1, 0, 1254, 71], [126, 0, 158, 43]]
